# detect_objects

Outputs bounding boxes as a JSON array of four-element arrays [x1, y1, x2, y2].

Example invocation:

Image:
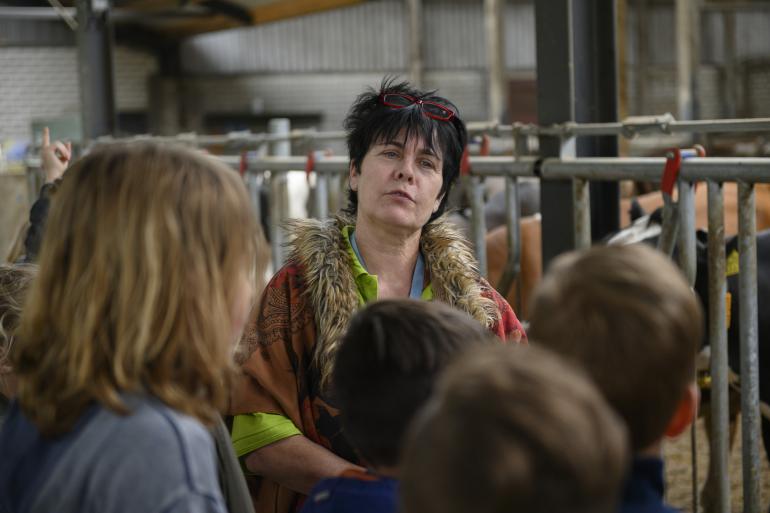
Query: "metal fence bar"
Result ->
[[469, 176, 488, 278], [738, 181, 761, 513], [707, 180, 731, 513], [677, 180, 697, 286], [314, 171, 329, 220], [541, 157, 666, 181], [572, 178, 591, 249], [268, 119, 291, 269], [243, 156, 770, 182], [497, 175, 521, 310], [469, 116, 770, 138]]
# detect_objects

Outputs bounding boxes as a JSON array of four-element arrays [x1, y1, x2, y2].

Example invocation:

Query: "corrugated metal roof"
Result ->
[[181, 0, 406, 74]]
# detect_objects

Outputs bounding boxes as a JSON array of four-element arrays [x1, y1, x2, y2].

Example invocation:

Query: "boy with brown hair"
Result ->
[[400, 344, 629, 513], [528, 244, 702, 513], [300, 299, 494, 513]]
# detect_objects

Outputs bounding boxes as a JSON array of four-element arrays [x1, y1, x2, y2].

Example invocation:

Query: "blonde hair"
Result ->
[[528, 244, 702, 450], [13, 142, 258, 435]]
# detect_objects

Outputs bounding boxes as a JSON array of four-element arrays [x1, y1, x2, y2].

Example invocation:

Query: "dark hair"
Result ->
[[401, 345, 629, 513], [343, 77, 467, 223], [529, 244, 702, 451], [332, 299, 491, 468]]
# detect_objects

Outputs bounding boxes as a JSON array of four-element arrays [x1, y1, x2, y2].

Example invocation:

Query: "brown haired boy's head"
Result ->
[[528, 244, 702, 451], [401, 345, 628, 513], [332, 299, 493, 471]]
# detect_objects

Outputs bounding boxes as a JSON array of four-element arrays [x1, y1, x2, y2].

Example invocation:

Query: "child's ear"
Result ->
[[665, 381, 699, 438]]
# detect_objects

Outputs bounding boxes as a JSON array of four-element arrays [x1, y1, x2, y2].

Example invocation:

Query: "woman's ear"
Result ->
[[433, 192, 445, 214], [349, 162, 358, 192]]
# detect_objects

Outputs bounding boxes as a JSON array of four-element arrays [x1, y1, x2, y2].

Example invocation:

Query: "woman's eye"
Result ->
[[383, 151, 399, 158], [421, 159, 437, 169]]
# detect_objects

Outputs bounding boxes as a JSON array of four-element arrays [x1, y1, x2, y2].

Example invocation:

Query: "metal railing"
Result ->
[[239, 118, 770, 513]]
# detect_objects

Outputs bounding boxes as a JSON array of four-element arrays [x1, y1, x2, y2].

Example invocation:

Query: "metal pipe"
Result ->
[[496, 176, 521, 308], [268, 119, 291, 270], [469, 176, 488, 277], [738, 181, 761, 513], [467, 116, 770, 138], [247, 173, 262, 221], [243, 156, 770, 182], [707, 180, 731, 513], [314, 171, 329, 220], [572, 178, 591, 249], [677, 180, 697, 286], [541, 157, 666, 181]]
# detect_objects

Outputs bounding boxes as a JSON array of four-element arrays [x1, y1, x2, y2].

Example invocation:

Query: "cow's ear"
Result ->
[[696, 229, 708, 245], [725, 234, 739, 254]]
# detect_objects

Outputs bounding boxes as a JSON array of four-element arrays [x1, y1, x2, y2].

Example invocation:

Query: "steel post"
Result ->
[[314, 171, 329, 220], [738, 181, 761, 513], [708, 180, 731, 513], [268, 119, 291, 269], [469, 176, 488, 277], [677, 180, 697, 286], [76, 0, 116, 141]]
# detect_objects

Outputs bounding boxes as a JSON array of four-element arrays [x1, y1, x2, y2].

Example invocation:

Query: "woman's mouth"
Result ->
[[386, 190, 414, 202]]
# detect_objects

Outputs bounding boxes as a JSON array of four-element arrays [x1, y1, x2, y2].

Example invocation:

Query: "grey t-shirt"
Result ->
[[0, 394, 228, 513]]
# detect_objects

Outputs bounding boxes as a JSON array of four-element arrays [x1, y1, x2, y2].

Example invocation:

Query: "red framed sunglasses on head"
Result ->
[[379, 93, 456, 121]]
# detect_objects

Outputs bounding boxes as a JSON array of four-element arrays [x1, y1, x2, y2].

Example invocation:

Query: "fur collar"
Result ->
[[285, 213, 499, 386]]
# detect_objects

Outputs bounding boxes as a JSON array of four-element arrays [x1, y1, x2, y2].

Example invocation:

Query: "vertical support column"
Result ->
[[407, 0, 423, 88], [707, 180, 731, 513], [635, 0, 649, 115], [738, 181, 761, 513], [484, 0, 505, 123], [723, 10, 738, 118], [76, 0, 115, 141], [676, 0, 701, 120], [470, 176, 488, 278], [148, 44, 182, 135], [573, 1, 620, 241], [269, 118, 290, 270], [535, 1, 576, 266]]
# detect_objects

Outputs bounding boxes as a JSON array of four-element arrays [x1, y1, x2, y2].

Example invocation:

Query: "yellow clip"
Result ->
[[726, 249, 740, 277]]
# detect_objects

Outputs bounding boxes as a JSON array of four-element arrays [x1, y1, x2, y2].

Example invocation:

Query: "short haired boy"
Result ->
[[400, 344, 629, 513], [299, 299, 492, 513], [529, 244, 702, 513]]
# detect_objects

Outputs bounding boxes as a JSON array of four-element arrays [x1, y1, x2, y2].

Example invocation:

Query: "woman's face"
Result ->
[[350, 131, 444, 234]]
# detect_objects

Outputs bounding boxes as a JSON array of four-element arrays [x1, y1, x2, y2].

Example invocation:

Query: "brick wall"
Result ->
[[0, 46, 157, 142]]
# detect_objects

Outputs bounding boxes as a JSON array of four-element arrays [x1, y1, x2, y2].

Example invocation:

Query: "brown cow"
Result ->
[[485, 215, 541, 320], [620, 183, 770, 236], [487, 183, 770, 321]]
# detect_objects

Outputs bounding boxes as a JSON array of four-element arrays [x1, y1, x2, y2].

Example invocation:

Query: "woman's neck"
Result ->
[[353, 218, 421, 299]]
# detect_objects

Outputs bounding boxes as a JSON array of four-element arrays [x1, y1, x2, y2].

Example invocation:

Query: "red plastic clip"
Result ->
[[305, 151, 315, 181], [661, 145, 705, 197], [460, 146, 471, 176], [239, 151, 248, 177]]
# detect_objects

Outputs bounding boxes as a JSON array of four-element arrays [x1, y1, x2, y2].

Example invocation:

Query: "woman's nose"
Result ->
[[396, 161, 416, 182]]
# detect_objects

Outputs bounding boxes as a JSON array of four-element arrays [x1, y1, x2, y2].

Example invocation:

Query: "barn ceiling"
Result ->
[[0, 0, 366, 38]]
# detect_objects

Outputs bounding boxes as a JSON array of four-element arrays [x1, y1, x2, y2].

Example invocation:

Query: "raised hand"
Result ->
[[40, 126, 72, 183]]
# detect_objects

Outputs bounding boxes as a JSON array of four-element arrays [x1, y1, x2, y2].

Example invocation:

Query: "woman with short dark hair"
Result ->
[[230, 78, 526, 513]]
